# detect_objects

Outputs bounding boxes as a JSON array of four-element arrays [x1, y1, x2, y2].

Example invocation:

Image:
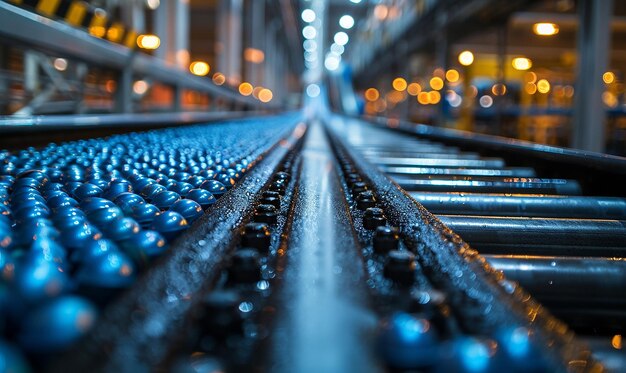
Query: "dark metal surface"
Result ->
[[411, 192, 626, 219], [52, 119, 307, 372], [383, 166, 537, 177], [438, 215, 626, 256]]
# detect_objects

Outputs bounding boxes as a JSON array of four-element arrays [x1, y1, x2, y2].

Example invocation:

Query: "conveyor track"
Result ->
[[1, 113, 623, 372]]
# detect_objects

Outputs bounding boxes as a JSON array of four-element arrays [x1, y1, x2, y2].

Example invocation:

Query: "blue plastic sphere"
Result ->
[[121, 230, 167, 266], [130, 203, 161, 228], [113, 192, 145, 215], [18, 296, 97, 353], [200, 180, 227, 197], [151, 191, 181, 211], [72, 183, 103, 201], [76, 249, 136, 289], [79, 197, 115, 215], [101, 217, 141, 241], [13, 254, 71, 303], [140, 183, 167, 201], [376, 312, 440, 369], [150, 211, 188, 240], [170, 199, 203, 224]]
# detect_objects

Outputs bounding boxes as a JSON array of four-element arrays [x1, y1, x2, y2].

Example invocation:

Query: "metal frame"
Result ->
[[0, 1, 282, 111]]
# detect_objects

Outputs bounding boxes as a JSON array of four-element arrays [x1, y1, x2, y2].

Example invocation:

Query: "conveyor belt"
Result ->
[[334, 115, 626, 371], [0, 112, 623, 372]]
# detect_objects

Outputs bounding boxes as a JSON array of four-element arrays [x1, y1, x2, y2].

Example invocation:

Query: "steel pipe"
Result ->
[[371, 156, 506, 168], [397, 178, 582, 195], [438, 215, 626, 256], [383, 166, 536, 177], [411, 192, 626, 219]]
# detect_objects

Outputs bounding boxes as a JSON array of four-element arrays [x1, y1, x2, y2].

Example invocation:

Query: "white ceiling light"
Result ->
[[304, 51, 317, 62], [306, 84, 321, 98], [334, 31, 349, 46], [339, 15, 354, 29], [324, 53, 341, 71], [330, 43, 344, 55], [301, 9, 316, 23], [303, 39, 317, 52], [302, 25, 317, 39], [350, 0, 362, 3]]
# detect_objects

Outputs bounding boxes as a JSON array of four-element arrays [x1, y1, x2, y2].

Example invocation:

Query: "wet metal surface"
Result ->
[[271, 122, 378, 373]]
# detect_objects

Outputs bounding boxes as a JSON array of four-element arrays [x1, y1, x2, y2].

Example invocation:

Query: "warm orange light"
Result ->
[[239, 82, 254, 96], [428, 91, 441, 104], [430, 77, 444, 91], [189, 61, 210, 76], [525, 82, 537, 94], [133, 80, 149, 95], [106, 23, 124, 43], [244, 48, 265, 64], [137, 34, 160, 50], [512, 57, 532, 71], [258, 88, 273, 103], [525, 72, 537, 83], [417, 92, 430, 105], [407, 83, 422, 96], [492, 83, 507, 96], [603, 71, 615, 84], [458, 50, 474, 66], [612, 335, 622, 350], [445, 69, 460, 83], [533, 23, 559, 36], [392, 78, 407, 91], [537, 79, 550, 93], [365, 88, 380, 101], [374, 4, 388, 20], [212, 73, 226, 85], [89, 26, 106, 38]]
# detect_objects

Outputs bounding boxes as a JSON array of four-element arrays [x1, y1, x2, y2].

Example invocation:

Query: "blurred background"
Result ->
[[0, 0, 624, 155]]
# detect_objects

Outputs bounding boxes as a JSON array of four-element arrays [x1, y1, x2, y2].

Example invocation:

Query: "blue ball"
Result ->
[[30, 237, 68, 270], [86, 205, 123, 227], [12, 177, 41, 191], [437, 337, 498, 373], [76, 249, 136, 289], [79, 197, 115, 215], [59, 222, 101, 250], [150, 211, 188, 240], [132, 178, 156, 194], [494, 327, 550, 372], [101, 217, 141, 241], [216, 174, 236, 189], [0, 340, 30, 373], [18, 296, 97, 353], [13, 253, 71, 303], [185, 189, 217, 210], [151, 191, 181, 211], [199, 180, 226, 198], [73, 183, 103, 201], [102, 181, 132, 200], [186, 176, 205, 188], [170, 199, 203, 224], [169, 181, 193, 197], [14, 220, 59, 246], [130, 203, 161, 228], [140, 183, 167, 202], [113, 192, 145, 215], [376, 312, 440, 369], [47, 194, 78, 209], [121, 230, 167, 266]]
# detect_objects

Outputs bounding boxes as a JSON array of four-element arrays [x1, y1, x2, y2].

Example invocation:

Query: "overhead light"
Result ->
[[392, 77, 407, 91], [374, 5, 388, 20], [339, 15, 354, 29], [53, 58, 68, 71], [537, 79, 551, 93], [533, 23, 559, 36], [133, 80, 149, 95], [303, 25, 317, 39], [458, 50, 474, 66], [325, 54, 341, 71], [479, 95, 493, 108], [239, 82, 254, 96], [512, 57, 532, 71], [303, 39, 317, 52], [301, 9, 316, 23], [350, 0, 362, 3], [306, 84, 321, 98], [334, 31, 349, 46], [603, 71, 615, 84], [137, 34, 160, 50], [258, 88, 273, 103], [304, 51, 317, 62], [189, 61, 210, 76], [146, 0, 159, 10], [330, 43, 344, 55]]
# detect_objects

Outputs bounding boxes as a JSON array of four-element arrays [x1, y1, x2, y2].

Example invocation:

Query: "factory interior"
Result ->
[[0, 0, 625, 371]]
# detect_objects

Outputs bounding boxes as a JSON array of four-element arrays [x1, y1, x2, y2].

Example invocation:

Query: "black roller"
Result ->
[[484, 255, 626, 304], [382, 166, 536, 177], [396, 177, 582, 195], [438, 215, 626, 256], [411, 192, 626, 219]]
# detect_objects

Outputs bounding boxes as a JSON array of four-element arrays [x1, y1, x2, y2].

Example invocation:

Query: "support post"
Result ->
[[572, 0, 612, 152]]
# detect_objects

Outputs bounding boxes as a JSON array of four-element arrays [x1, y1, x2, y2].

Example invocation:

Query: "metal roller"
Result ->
[[370, 156, 506, 168], [411, 192, 626, 219], [397, 177, 582, 195], [362, 151, 481, 159], [438, 215, 626, 256], [484, 255, 626, 304], [382, 166, 537, 177]]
